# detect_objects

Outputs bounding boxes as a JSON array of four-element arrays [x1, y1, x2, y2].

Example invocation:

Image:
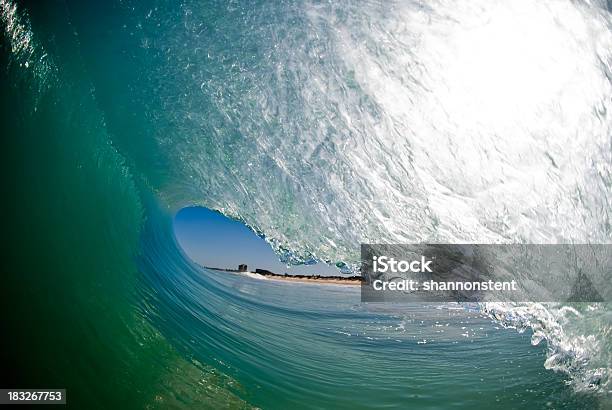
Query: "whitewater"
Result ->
[[0, 0, 610, 408]]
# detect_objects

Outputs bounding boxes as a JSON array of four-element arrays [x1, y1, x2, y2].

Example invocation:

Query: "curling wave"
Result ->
[[1, 0, 610, 406]]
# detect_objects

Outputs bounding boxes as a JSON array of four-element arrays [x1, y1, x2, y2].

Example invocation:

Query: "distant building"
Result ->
[[238, 264, 248, 272]]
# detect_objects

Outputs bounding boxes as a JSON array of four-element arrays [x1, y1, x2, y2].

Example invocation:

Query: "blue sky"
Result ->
[[173, 207, 340, 275]]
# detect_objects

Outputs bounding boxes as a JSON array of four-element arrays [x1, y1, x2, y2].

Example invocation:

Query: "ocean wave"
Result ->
[[139, 0, 611, 393], [2, 0, 611, 404]]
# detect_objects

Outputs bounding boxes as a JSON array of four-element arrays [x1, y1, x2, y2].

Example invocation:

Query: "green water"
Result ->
[[0, 2, 243, 407]]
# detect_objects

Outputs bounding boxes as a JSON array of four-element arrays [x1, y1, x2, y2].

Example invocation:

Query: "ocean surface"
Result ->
[[0, 0, 610, 408]]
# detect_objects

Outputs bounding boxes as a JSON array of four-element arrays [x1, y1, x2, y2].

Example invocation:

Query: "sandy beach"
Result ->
[[255, 273, 363, 286], [225, 269, 363, 286]]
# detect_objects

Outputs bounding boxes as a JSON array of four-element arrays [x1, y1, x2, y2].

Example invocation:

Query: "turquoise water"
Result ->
[[143, 252, 599, 409], [1, 0, 610, 408]]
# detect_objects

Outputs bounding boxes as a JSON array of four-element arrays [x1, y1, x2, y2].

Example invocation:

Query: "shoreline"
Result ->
[[251, 272, 363, 286], [204, 266, 363, 286]]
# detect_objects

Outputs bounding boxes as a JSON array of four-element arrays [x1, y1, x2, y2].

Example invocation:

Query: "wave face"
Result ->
[[141, 0, 612, 396], [0, 0, 611, 407], [149, 0, 611, 262]]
